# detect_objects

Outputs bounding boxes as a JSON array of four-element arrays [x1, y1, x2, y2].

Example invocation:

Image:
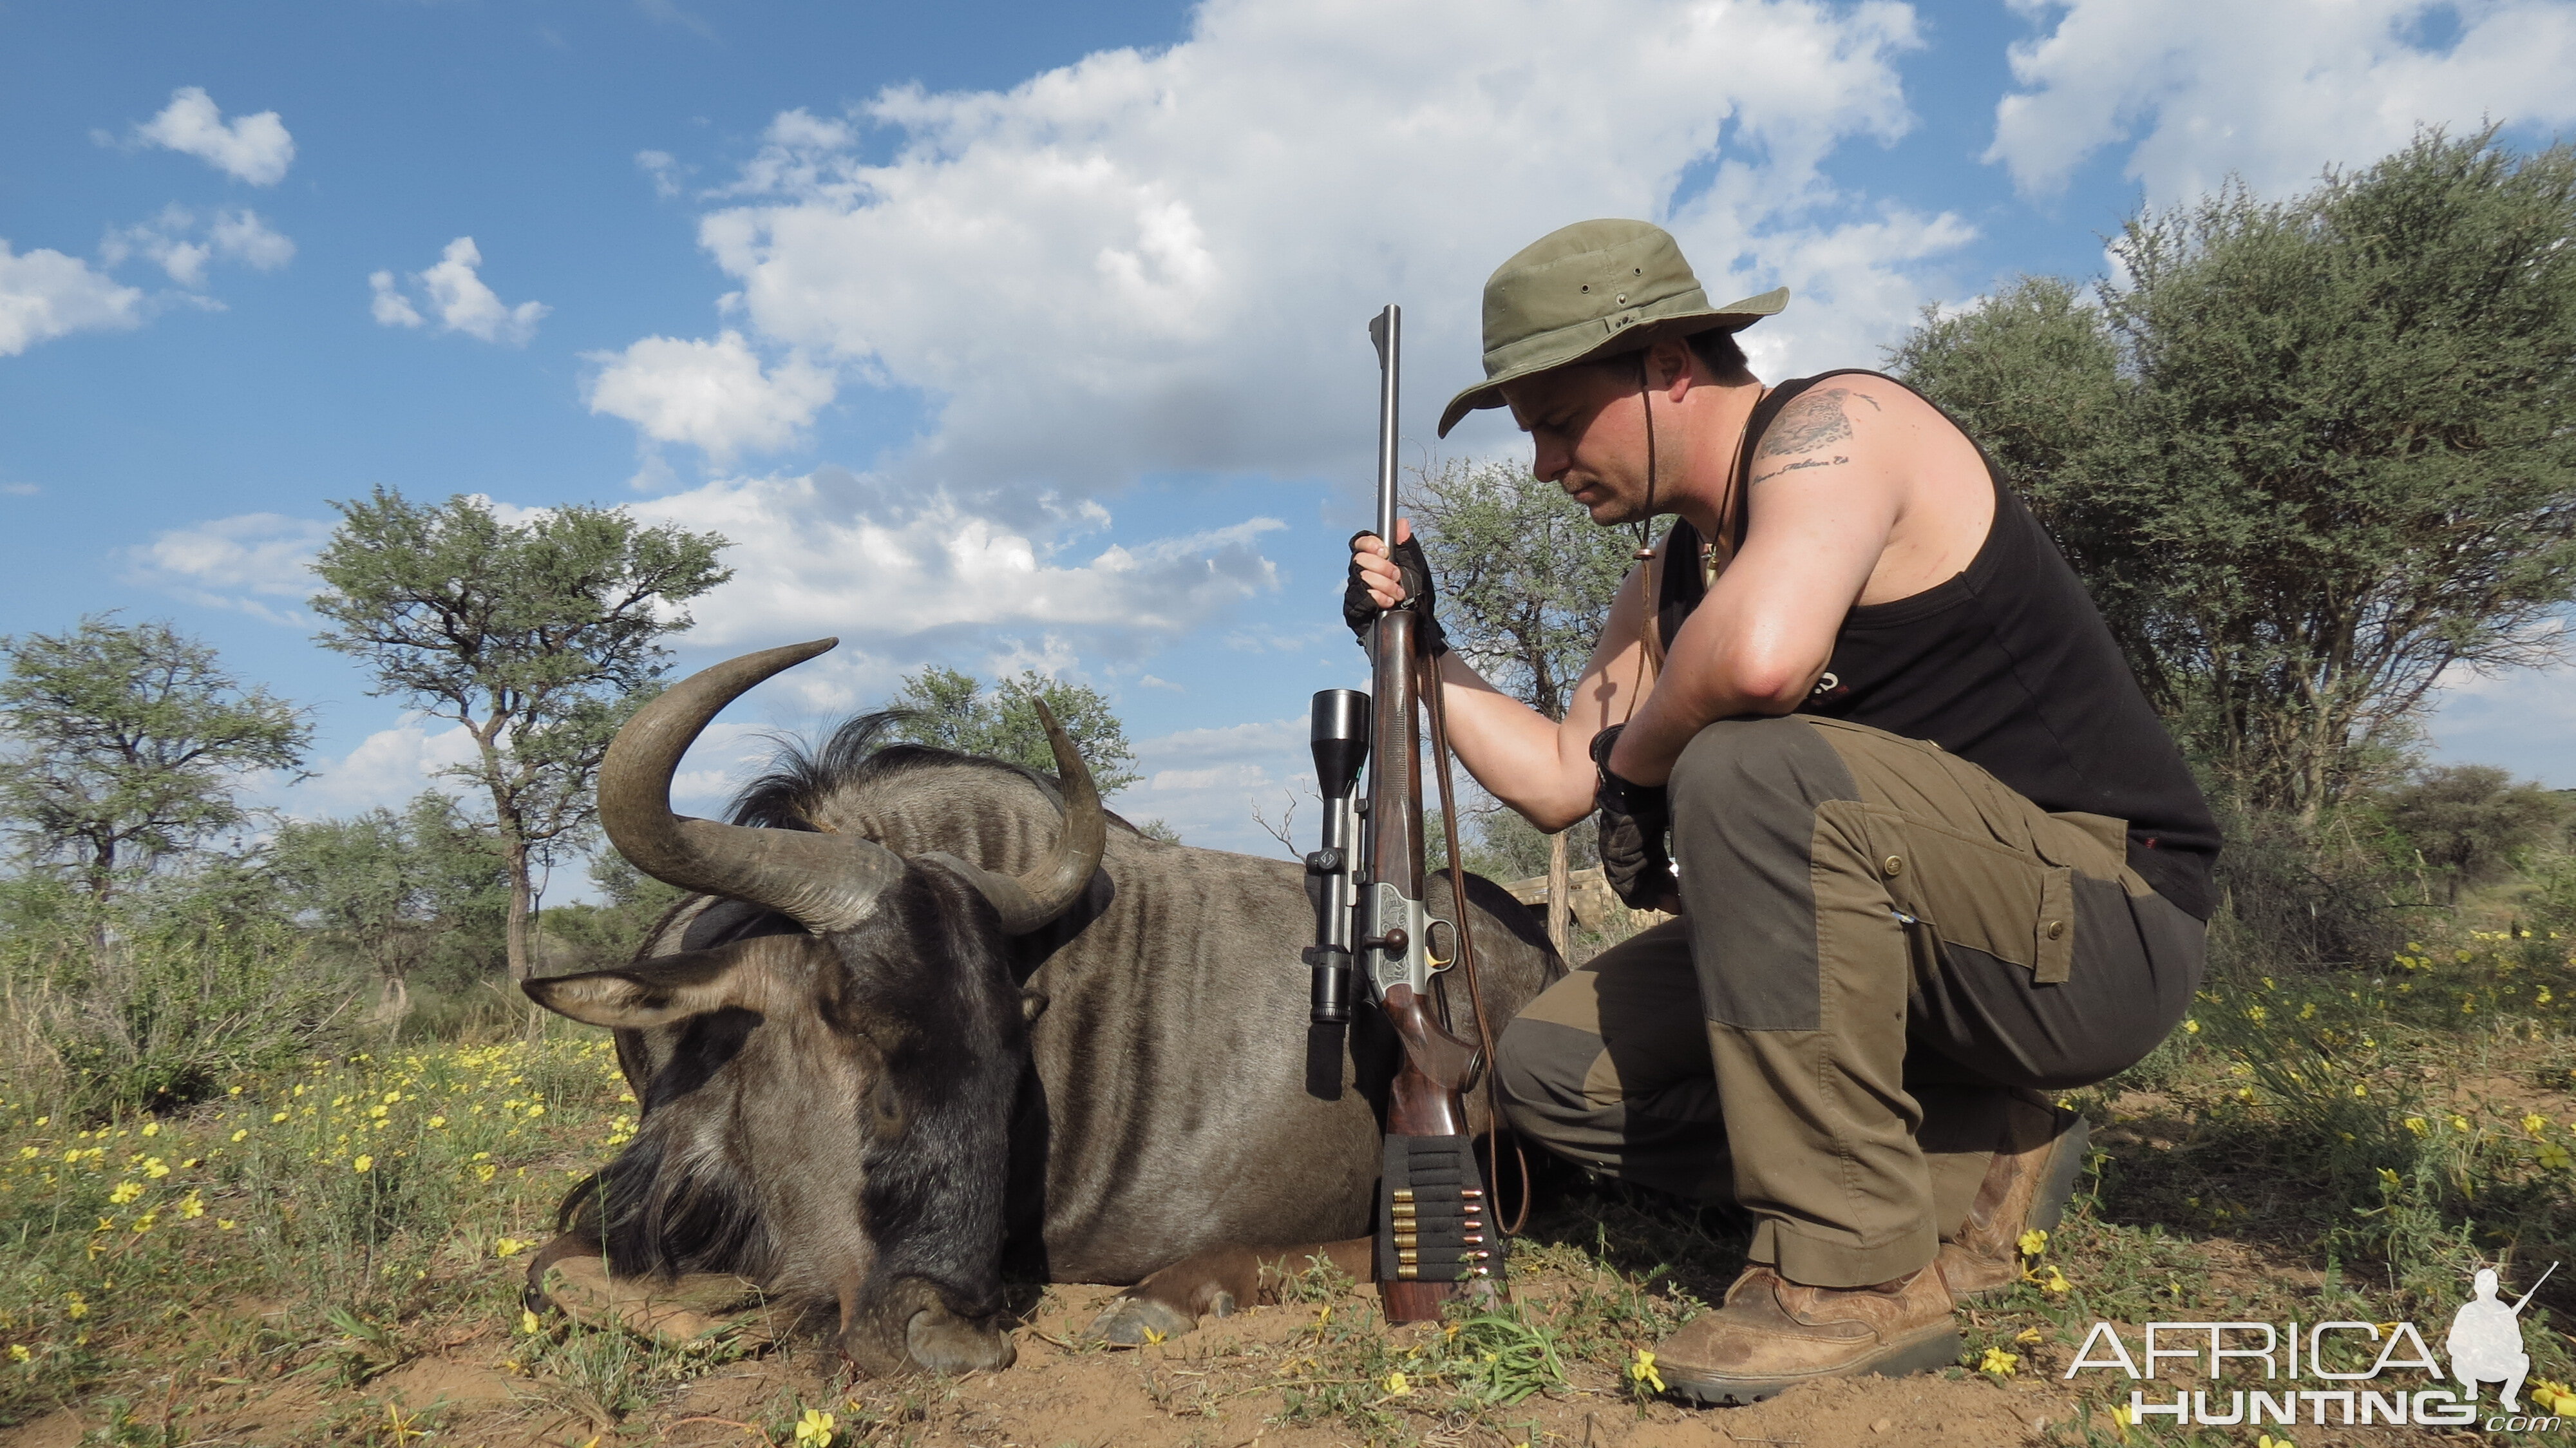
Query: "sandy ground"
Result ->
[[0, 1268, 2089, 1448]]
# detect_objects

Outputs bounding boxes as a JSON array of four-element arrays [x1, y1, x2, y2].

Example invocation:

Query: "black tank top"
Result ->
[[1658, 370, 2221, 919]]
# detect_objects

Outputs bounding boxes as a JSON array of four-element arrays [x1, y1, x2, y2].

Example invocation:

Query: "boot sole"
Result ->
[[1953, 1110, 2090, 1305], [1661, 1325, 1966, 1405]]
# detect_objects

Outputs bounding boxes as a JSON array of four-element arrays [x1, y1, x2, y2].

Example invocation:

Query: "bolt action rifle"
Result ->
[[1303, 304, 1499, 1322]]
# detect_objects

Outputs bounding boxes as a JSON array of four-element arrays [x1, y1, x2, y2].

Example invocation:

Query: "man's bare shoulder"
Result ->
[[1752, 374, 1941, 462]]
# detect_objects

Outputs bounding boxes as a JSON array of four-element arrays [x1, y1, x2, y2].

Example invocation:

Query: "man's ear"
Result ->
[[1649, 338, 1696, 399], [522, 935, 820, 1029]]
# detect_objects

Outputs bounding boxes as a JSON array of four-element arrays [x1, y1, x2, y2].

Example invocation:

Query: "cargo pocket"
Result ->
[[1842, 803, 2075, 986]]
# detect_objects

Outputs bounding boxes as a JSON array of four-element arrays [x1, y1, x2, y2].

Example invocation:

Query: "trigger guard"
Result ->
[[1424, 916, 1457, 971]]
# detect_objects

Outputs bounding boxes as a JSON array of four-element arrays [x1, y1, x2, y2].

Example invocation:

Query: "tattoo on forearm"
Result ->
[[1754, 387, 1876, 459], [1751, 455, 1849, 486]]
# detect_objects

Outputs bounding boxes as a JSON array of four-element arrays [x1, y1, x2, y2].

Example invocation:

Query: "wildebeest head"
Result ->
[[523, 638, 1103, 1376]]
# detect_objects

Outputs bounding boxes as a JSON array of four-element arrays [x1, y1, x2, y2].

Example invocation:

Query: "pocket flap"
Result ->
[[2034, 866, 2074, 984]]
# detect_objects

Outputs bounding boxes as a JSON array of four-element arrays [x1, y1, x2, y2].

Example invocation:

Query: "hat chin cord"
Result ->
[[1631, 355, 1665, 681]]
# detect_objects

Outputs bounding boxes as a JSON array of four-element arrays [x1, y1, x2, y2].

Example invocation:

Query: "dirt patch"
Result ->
[[2, 1273, 2076, 1448]]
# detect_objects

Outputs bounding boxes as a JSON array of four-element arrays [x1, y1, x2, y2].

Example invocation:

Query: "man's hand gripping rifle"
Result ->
[[1303, 304, 1501, 1322]]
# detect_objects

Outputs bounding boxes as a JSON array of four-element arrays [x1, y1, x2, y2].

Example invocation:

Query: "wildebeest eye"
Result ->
[[868, 1075, 905, 1139]]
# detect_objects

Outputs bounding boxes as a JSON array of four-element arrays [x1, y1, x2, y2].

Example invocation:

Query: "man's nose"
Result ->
[[1530, 441, 1568, 483]]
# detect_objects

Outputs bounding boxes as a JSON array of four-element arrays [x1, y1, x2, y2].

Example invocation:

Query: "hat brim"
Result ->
[[1435, 289, 1787, 438]]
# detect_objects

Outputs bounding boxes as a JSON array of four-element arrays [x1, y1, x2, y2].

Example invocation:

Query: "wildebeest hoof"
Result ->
[[905, 1310, 1016, 1374], [1090, 1294, 1197, 1345]]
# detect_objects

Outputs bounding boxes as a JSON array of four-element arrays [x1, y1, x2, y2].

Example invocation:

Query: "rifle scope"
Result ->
[[1305, 688, 1370, 1025]]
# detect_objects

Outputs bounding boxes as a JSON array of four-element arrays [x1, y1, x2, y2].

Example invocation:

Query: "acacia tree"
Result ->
[[1405, 459, 1633, 939], [309, 488, 729, 980], [1893, 128, 2576, 823], [887, 666, 1144, 798], [0, 615, 308, 899]]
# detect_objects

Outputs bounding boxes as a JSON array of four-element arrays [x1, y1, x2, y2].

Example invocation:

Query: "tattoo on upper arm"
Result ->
[[1754, 386, 1877, 460], [1750, 455, 1850, 486]]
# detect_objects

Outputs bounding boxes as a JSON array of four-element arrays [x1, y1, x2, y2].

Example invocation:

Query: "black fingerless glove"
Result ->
[[1343, 531, 1450, 656], [1591, 725, 1678, 911]]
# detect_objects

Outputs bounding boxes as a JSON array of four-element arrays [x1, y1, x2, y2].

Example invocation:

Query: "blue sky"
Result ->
[[5, 0, 2573, 864]]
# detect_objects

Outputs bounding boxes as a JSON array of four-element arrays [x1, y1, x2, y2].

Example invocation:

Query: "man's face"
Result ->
[[1502, 357, 1656, 526]]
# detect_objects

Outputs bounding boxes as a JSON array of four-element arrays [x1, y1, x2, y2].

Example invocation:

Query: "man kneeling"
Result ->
[[1345, 220, 2215, 1404]]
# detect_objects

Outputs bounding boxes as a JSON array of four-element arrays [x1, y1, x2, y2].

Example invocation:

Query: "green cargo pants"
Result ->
[[1495, 715, 2204, 1288]]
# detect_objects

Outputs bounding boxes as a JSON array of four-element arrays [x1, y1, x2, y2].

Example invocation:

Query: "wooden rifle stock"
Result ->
[[1367, 606, 1484, 1320]]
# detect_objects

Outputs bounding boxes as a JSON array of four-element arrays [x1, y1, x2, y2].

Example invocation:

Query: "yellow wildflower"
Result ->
[[2524, 1114, 2548, 1136], [140, 1122, 159, 1138], [8, 1344, 27, 1362], [2014, 1327, 2044, 1344], [1383, 1369, 1412, 1396], [1625, 1346, 1665, 1392], [519, 1308, 542, 1335], [142, 1157, 169, 1179], [2037, 1264, 2072, 1295], [108, 1181, 142, 1205], [178, 1192, 204, 1219], [793, 1408, 837, 1448], [495, 1237, 529, 1259], [231, 1129, 247, 1143], [2451, 1115, 2472, 1132], [426, 1116, 445, 1129], [2018, 1228, 2049, 1259], [2404, 1117, 2429, 1136], [1979, 1346, 2019, 1376], [353, 1155, 374, 1173], [2181, 1018, 2199, 1034], [64, 1293, 88, 1320]]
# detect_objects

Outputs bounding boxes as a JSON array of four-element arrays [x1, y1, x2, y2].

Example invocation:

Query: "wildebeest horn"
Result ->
[[918, 696, 1107, 933], [600, 638, 905, 933], [600, 638, 1108, 936]]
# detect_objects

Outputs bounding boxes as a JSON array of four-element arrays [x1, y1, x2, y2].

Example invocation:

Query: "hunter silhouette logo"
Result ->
[[2448, 1262, 2552, 1413]]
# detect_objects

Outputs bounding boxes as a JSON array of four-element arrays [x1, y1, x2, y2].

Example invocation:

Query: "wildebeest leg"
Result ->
[[1090, 1237, 1377, 1344], [522, 1232, 603, 1313]]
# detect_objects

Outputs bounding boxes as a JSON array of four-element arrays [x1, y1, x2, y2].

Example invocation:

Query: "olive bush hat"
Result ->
[[1436, 219, 1788, 437]]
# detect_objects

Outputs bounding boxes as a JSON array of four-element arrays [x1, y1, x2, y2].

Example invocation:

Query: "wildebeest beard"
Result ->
[[554, 833, 1036, 1376]]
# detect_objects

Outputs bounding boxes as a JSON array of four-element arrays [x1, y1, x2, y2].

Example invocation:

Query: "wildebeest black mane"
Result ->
[[725, 709, 1144, 836]]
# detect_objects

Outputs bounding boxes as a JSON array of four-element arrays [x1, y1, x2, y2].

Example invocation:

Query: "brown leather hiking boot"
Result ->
[[1650, 1263, 1960, 1405], [1935, 1091, 2089, 1302]]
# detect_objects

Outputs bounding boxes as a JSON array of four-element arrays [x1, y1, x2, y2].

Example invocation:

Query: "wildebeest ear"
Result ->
[[522, 936, 815, 1029]]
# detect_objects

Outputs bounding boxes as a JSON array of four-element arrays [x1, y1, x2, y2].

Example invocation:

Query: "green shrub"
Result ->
[[0, 875, 362, 1119]]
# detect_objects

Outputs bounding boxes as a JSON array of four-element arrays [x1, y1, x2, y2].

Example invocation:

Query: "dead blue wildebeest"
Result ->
[[520, 640, 1562, 1376]]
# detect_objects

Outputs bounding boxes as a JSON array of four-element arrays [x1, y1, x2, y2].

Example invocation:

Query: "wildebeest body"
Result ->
[[550, 691, 1561, 1373]]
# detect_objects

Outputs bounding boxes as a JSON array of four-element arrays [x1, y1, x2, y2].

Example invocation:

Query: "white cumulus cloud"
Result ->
[[584, 330, 837, 464], [1126, 716, 1311, 855], [607, 0, 1963, 493], [0, 241, 146, 356], [626, 465, 1286, 656], [369, 237, 548, 345], [1988, 0, 2576, 201], [118, 511, 332, 624], [131, 86, 295, 186], [101, 206, 294, 289]]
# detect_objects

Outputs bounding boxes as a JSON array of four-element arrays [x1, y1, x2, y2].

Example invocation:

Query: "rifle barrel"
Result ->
[[1370, 305, 1400, 544], [2511, 1259, 2559, 1315]]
